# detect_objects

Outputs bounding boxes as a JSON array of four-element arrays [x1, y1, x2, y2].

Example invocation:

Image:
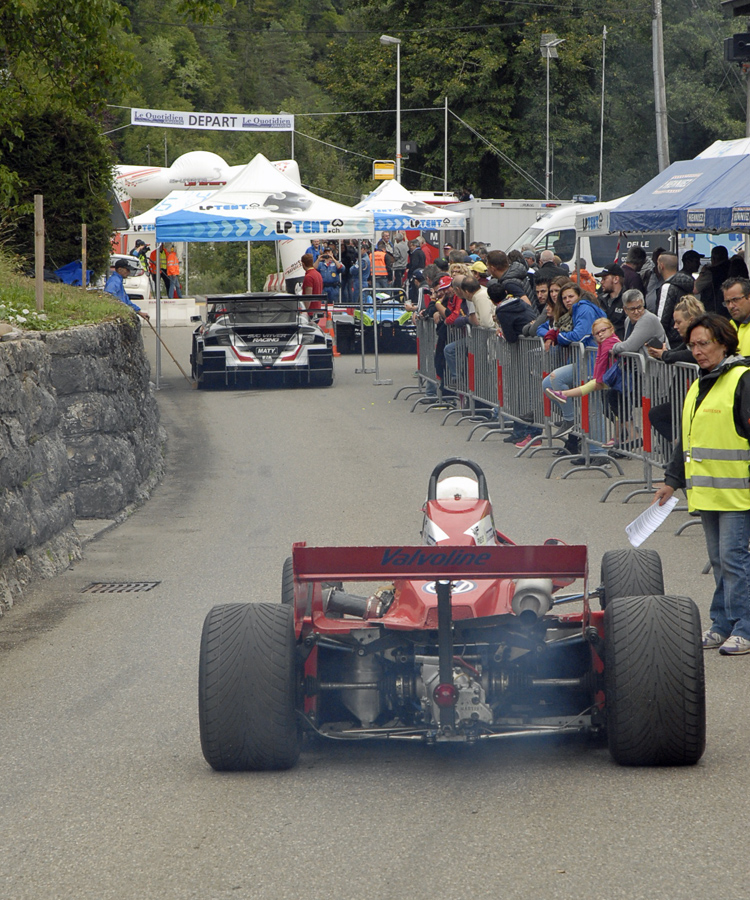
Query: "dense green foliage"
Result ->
[[0, 0, 231, 277], [111, 0, 746, 205], [0, 0, 746, 285], [4, 111, 116, 274], [318, 0, 745, 200]]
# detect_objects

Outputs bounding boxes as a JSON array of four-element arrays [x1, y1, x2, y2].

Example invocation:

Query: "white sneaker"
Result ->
[[719, 634, 750, 656], [702, 630, 726, 650]]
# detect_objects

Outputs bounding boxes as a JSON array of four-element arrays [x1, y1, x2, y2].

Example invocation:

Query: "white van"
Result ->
[[509, 199, 671, 270]]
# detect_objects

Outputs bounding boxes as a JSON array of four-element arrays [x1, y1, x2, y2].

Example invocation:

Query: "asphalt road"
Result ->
[[1, 327, 748, 900]]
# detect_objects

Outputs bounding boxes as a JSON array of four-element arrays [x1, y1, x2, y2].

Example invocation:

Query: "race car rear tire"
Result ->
[[199, 603, 301, 771], [599, 548, 664, 610], [282, 556, 294, 605], [604, 594, 705, 766]]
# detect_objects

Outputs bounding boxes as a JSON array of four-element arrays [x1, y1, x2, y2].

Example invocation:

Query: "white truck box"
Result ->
[[445, 198, 572, 252]]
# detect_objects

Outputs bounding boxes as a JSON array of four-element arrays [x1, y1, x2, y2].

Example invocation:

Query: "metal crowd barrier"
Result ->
[[397, 317, 700, 498], [398, 315, 459, 412]]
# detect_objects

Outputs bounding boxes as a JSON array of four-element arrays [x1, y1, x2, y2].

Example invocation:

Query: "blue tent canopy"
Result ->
[[610, 156, 750, 234]]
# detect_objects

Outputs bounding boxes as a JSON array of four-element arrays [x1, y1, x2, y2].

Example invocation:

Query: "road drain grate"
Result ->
[[81, 581, 161, 594]]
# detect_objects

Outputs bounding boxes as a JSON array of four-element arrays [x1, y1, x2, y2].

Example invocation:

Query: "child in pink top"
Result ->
[[545, 318, 618, 402]]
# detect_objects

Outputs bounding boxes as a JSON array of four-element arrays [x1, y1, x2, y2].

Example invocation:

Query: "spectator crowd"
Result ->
[[377, 232, 750, 659]]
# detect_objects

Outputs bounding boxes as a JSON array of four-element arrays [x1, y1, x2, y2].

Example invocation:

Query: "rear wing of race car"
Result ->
[[197, 292, 329, 328], [292, 542, 588, 583]]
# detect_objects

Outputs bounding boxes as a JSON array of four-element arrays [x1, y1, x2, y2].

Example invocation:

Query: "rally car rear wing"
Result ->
[[292, 542, 588, 582]]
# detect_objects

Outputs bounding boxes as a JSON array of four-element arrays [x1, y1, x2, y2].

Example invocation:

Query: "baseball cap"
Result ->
[[468, 253, 480, 261], [595, 263, 625, 278], [134, 239, 146, 247], [470, 260, 488, 274], [436, 274, 453, 291]]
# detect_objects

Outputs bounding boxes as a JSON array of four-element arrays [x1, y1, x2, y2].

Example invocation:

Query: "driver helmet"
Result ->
[[436, 476, 479, 500]]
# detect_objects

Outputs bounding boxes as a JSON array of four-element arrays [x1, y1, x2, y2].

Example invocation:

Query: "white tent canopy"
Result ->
[[155, 153, 373, 242], [115, 151, 301, 201], [129, 189, 216, 233], [354, 179, 466, 231], [697, 138, 750, 159]]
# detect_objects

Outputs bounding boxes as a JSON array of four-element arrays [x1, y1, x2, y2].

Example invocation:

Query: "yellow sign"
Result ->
[[373, 160, 395, 180]]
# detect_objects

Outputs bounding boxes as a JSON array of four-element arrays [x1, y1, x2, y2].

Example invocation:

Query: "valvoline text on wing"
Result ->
[[381, 547, 492, 567]]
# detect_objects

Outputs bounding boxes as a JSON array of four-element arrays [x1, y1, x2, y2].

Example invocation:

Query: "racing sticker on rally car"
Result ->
[[422, 518, 450, 546], [422, 580, 477, 595], [463, 515, 496, 546]]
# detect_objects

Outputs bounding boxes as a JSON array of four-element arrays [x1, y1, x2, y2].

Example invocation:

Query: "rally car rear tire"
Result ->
[[599, 548, 664, 610], [199, 603, 301, 771], [282, 557, 294, 605], [604, 594, 705, 766]]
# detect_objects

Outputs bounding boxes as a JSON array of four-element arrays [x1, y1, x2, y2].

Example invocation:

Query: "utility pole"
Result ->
[[444, 95, 448, 192], [599, 26, 607, 200], [540, 34, 565, 200], [652, 0, 670, 171]]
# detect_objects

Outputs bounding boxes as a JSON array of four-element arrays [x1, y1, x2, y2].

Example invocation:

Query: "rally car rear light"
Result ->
[[280, 345, 303, 361], [204, 334, 231, 346], [433, 683, 458, 707]]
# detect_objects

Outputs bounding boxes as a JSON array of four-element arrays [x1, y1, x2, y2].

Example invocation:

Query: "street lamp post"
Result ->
[[540, 33, 565, 200], [380, 34, 401, 182]]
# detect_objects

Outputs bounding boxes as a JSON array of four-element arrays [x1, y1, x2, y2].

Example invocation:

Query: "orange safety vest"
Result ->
[[149, 248, 167, 275], [571, 268, 597, 294], [165, 250, 180, 276], [372, 250, 388, 277]]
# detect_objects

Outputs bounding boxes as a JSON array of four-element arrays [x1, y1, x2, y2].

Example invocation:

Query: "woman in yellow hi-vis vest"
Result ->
[[655, 313, 750, 655]]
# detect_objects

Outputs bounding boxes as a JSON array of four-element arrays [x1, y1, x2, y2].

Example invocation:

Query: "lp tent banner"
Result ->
[[131, 108, 294, 132], [155, 153, 373, 242], [354, 179, 466, 231]]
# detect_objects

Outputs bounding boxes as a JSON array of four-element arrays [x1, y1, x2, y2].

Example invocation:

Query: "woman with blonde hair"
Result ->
[[647, 294, 704, 364], [647, 294, 706, 441]]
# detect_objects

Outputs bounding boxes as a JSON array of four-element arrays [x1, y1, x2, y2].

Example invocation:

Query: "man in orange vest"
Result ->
[[371, 240, 393, 289], [165, 244, 182, 298], [148, 244, 169, 298], [571, 257, 597, 294]]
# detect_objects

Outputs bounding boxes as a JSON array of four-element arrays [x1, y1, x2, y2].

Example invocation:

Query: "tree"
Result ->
[[4, 110, 116, 274], [0, 0, 233, 272], [319, 0, 745, 200]]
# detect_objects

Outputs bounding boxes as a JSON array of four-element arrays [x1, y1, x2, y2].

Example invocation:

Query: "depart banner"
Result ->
[[130, 108, 294, 132]]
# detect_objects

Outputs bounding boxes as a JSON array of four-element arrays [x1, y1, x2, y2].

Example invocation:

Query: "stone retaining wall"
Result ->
[[0, 319, 165, 612]]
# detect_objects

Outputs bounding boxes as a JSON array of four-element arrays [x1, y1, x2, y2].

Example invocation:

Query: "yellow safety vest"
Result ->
[[732, 319, 750, 357], [682, 362, 750, 511]]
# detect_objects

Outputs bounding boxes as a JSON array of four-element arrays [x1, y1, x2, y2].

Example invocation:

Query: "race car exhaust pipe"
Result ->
[[323, 587, 393, 620], [511, 579, 553, 623]]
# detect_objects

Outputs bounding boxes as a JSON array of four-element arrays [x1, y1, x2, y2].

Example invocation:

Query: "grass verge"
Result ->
[[0, 252, 129, 332]]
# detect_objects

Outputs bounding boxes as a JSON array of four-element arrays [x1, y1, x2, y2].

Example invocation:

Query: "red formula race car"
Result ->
[[198, 458, 706, 771]]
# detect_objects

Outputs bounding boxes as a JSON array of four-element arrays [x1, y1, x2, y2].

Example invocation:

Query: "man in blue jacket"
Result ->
[[316, 248, 344, 304], [104, 261, 150, 320]]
